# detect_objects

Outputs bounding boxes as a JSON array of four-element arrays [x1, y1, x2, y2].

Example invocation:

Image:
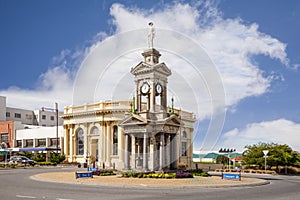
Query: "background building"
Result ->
[[0, 96, 63, 159]]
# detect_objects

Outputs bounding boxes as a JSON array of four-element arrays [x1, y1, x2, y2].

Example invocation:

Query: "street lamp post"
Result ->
[[263, 150, 269, 172], [42, 102, 59, 154]]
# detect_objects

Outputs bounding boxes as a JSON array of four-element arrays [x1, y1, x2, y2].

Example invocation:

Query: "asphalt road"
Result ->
[[0, 167, 299, 200]]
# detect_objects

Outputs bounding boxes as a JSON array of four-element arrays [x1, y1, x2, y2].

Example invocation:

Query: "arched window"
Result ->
[[90, 126, 99, 135], [77, 128, 84, 155], [181, 131, 187, 138], [113, 125, 118, 155]]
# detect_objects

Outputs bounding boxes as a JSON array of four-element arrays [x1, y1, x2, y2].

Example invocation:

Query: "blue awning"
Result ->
[[16, 147, 61, 152]]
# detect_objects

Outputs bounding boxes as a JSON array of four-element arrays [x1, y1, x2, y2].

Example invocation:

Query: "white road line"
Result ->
[[56, 198, 75, 200], [16, 195, 37, 199]]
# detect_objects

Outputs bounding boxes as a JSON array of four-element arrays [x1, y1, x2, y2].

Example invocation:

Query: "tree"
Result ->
[[243, 142, 300, 171], [216, 155, 229, 165]]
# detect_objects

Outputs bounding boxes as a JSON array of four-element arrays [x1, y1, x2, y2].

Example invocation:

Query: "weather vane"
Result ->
[[148, 22, 155, 48]]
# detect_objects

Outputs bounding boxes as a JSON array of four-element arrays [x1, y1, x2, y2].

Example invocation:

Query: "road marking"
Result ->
[[56, 198, 75, 200], [16, 195, 37, 199]]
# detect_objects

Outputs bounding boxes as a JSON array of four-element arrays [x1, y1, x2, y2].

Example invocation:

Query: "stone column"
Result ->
[[143, 133, 148, 171], [149, 137, 155, 171], [84, 125, 88, 161], [69, 126, 73, 162], [118, 127, 124, 160], [101, 122, 105, 164], [106, 122, 111, 167], [165, 134, 170, 169], [137, 139, 142, 167], [124, 134, 130, 170], [162, 85, 167, 116], [159, 134, 165, 170], [63, 127, 68, 155], [149, 82, 156, 112], [98, 136, 102, 167], [131, 135, 136, 169]]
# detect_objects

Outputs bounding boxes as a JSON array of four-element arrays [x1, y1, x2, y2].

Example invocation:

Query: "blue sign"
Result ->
[[88, 167, 98, 171], [222, 173, 241, 180], [75, 172, 93, 179]]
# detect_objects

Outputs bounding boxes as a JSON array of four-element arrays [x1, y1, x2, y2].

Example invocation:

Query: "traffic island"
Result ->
[[31, 171, 270, 188]]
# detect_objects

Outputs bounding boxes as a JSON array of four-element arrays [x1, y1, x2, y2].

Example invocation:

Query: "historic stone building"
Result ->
[[61, 28, 196, 171]]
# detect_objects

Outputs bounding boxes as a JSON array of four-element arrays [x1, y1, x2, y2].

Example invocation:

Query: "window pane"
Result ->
[[113, 126, 118, 155], [77, 128, 84, 155], [181, 142, 187, 156]]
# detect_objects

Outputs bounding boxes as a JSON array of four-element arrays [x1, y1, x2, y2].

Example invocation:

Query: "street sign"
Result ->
[[263, 150, 269, 156], [75, 171, 93, 179], [88, 167, 98, 171], [222, 173, 241, 181]]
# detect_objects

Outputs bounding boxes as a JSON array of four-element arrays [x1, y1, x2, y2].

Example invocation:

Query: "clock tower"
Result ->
[[119, 23, 182, 171], [131, 47, 171, 116]]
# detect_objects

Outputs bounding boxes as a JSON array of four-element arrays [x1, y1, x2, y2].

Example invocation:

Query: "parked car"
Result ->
[[8, 156, 36, 166]]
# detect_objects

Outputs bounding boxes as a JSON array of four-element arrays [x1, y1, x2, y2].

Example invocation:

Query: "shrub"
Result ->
[[50, 153, 65, 164], [176, 171, 193, 178], [92, 169, 116, 176], [33, 153, 46, 162], [37, 162, 57, 166]]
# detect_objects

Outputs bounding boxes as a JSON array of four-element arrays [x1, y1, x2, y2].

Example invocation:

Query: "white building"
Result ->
[[0, 96, 63, 126], [0, 96, 64, 156], [14, 126, 63, 152]]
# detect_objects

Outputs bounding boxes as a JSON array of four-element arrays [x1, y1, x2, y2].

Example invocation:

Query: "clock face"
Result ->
[[156, 83, 162, 94], [141, 82, 150, 94]]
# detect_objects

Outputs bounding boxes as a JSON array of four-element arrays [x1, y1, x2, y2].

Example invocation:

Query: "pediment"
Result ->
[[131, 62, 171, 77], [153, 63, 172, 76], [131, 62, 151, 75], [163, 114, 183, 127], [118, 114, 148, 127]]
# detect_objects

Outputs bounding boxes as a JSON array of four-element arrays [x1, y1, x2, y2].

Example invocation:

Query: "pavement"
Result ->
[[31, 171, 270, 188]]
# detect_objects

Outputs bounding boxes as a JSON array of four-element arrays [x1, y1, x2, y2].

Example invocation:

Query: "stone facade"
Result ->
[[61, 101, 195, 170], [61, 39, 196, 171]]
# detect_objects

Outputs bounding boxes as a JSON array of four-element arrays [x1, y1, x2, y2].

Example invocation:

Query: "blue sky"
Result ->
[[1, 0, 300, 152]]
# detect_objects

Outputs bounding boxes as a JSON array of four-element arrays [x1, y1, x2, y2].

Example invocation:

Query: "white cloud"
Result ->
[[0, 1, 292, 149], [222, 119, 300, 151], [105, 2, 290, 111]]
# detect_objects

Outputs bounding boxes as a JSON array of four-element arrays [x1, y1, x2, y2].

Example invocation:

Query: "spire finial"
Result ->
[[170, 97, 175, 115], [148, 22, 155, 48]]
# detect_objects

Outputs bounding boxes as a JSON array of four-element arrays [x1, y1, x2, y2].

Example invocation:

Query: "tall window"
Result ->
[[77, 128, 84, 155], [181, 142, 187, 156], [113, 126, 118, 155], [181, 131, 187, 138], [6, 112, 10, 117], [42, 115, 46, 120]]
